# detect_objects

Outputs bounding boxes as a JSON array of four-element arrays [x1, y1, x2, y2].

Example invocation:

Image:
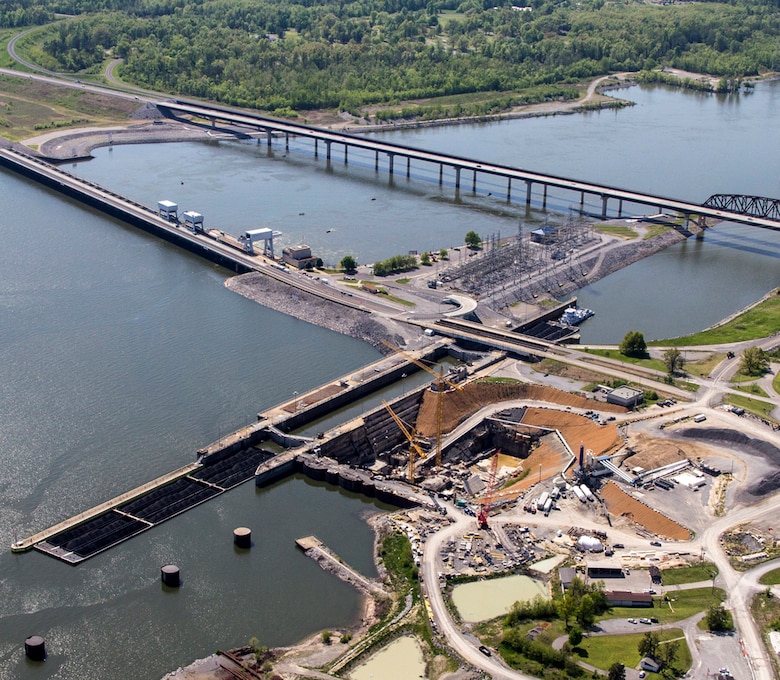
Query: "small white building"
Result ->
[[606, 386, 644, 409]]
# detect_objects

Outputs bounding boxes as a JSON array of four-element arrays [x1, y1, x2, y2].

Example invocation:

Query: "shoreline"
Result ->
[[17, 73, 637, 161]]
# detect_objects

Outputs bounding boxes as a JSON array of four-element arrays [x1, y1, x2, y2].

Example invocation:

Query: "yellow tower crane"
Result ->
[[382, 400, 426, 483], [380, 339, 464, 469]]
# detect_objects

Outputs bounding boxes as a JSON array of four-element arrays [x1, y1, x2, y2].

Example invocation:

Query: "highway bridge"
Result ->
[[160, 99, 780, 232]]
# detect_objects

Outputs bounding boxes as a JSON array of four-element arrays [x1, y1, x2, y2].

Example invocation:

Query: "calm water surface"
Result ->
[[1, 80, 779, 678]]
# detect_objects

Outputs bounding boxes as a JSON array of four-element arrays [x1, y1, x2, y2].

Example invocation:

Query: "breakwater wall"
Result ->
[[0, 147, 251, 274]]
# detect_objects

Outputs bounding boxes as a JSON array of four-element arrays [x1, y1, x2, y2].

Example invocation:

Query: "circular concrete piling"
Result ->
[[233, 527, 252, 549], [24, 635, 46, 661], [161, 564, 181, 587]]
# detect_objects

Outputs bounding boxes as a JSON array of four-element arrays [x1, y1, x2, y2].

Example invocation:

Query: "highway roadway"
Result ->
[[160, 100, 780, 232]]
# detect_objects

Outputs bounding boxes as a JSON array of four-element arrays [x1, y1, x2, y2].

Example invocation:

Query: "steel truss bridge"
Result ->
[[703, 194, 780, 222]]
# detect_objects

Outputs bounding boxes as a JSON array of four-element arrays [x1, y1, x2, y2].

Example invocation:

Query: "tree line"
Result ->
[[5, 0, 780, 116]]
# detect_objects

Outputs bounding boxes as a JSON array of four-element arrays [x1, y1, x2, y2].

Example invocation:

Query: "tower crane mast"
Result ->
[[478, 452, 500, 529], [382, 400, 426, 484], [380, 339, 464, 470]]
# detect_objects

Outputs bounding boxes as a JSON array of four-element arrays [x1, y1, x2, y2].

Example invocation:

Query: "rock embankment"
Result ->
[[225, 271, 412, 350]]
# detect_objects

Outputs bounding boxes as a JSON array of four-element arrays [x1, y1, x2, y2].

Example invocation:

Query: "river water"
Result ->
[[0, 81, 779, 679]]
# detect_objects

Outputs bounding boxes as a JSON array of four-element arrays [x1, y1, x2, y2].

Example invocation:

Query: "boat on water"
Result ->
[[560, 307, 594, 326]]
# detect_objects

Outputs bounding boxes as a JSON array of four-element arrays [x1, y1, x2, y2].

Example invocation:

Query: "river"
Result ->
[[0, 80, 778, 679]]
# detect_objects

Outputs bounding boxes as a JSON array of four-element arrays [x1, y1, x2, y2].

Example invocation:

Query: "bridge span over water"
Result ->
[[160, 100, 780, 232]]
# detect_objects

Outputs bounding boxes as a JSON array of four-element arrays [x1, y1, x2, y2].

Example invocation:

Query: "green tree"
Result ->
[[558, 590, 577, 629], [637, 631, 659, 658], [658, 638, 679, 668], [619, 330, 647, 358], [321, 630, 332, 644], [576, 593, 596, 629], [420, 251, 431, 265], [568, 627, 583, 647], [465, 230, 481, 249], [608, 662, 626, 680], [705, 604, 732, 632], [439, 248, 448, 260], [662, 347, 684, 375], [740, 346, 769, 376], [340, 254, 357, 272]]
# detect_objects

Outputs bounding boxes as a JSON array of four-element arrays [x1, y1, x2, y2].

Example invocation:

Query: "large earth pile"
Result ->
[[601, 481, 692, 540], [415, 381, 624, 443]]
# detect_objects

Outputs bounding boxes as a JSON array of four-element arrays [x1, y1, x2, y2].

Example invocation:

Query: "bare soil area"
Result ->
[[415, 382, 625, 438], [600, 480, 692, 540]]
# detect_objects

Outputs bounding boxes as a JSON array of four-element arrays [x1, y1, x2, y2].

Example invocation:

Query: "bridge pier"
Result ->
[[375, 150, 379, 172], [617, 199, 623, 217], [601, 195, 608, 219], [507, 178, 511, 201], [285, 132, 289, 151], [388, 153, 394, 176], [525, 180, 533, 206], [580, 191, 585, 209], [455, 167, 461, 190], [314, 139, 318, 158], [472, 169, 477, 193], [344, 145, 348, 164], [326, 141, 332, 161], [439, 164, 443, 185], [266, 129, 272, 147], [542, 184, 548, 208], [407, 157, 411, 178]]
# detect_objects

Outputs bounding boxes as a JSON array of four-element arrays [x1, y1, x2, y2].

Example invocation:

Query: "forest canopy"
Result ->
[[5, 0, 780, 116]]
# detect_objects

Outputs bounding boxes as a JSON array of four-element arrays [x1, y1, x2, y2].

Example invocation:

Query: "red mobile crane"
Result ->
[[477, 452, 500, 529]]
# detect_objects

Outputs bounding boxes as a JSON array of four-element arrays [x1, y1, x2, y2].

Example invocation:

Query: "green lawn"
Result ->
[[594, 224, 638, 239], [603, 588, 726, 625], [723, 393, 778, 421], [759, 568, 780, 586], [578, 627, 691, 674], [643, 224, 671, 240], [661, 563, 718, 586], [652, 289, 780, 345], [581, 348, 668, 373]]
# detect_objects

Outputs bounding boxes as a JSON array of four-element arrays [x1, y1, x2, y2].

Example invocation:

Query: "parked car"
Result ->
[[478, 645, 492, 657], [628, 618, 637, 624], [650, 541, 662, 547], [640, 617, 652, 624]]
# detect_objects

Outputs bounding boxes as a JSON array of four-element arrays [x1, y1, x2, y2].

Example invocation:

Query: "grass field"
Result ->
[[652, 289, 780, 345], [594, 224, 638, 238], [603, 587, 726, 625], [582, 348, 667, 373], [661, 563, 718, 586], [759, 568, 780, 586], [577, 627, 691, 674], [0, 74, 139, 141], [723, 393, 777, 421]]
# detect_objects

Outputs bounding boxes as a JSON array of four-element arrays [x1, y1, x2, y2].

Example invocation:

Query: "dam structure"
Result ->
[[12, 341, 486, 564]]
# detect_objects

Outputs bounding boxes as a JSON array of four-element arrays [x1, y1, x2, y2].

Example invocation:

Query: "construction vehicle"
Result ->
[[477, 452, 500, 529], [380, 339, 464, 469], [382, 400, 426, 484]]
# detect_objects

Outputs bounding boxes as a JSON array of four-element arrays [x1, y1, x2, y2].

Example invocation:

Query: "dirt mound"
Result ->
[[601, 481, 691, 540], [523, 407, 623, 456], [415, 381, 624, 439]]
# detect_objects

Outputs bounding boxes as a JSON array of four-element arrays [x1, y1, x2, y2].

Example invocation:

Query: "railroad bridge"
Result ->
[[159, 100, 780, 232]]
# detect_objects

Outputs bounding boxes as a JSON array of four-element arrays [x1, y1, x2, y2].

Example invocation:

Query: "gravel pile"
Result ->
[[225, 272, 410, 350]]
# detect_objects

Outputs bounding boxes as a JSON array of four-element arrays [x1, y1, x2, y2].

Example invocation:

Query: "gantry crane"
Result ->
[[382, 400, 426, 483], [477, 452, 500, 530], [380, 339, 464, 469]]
